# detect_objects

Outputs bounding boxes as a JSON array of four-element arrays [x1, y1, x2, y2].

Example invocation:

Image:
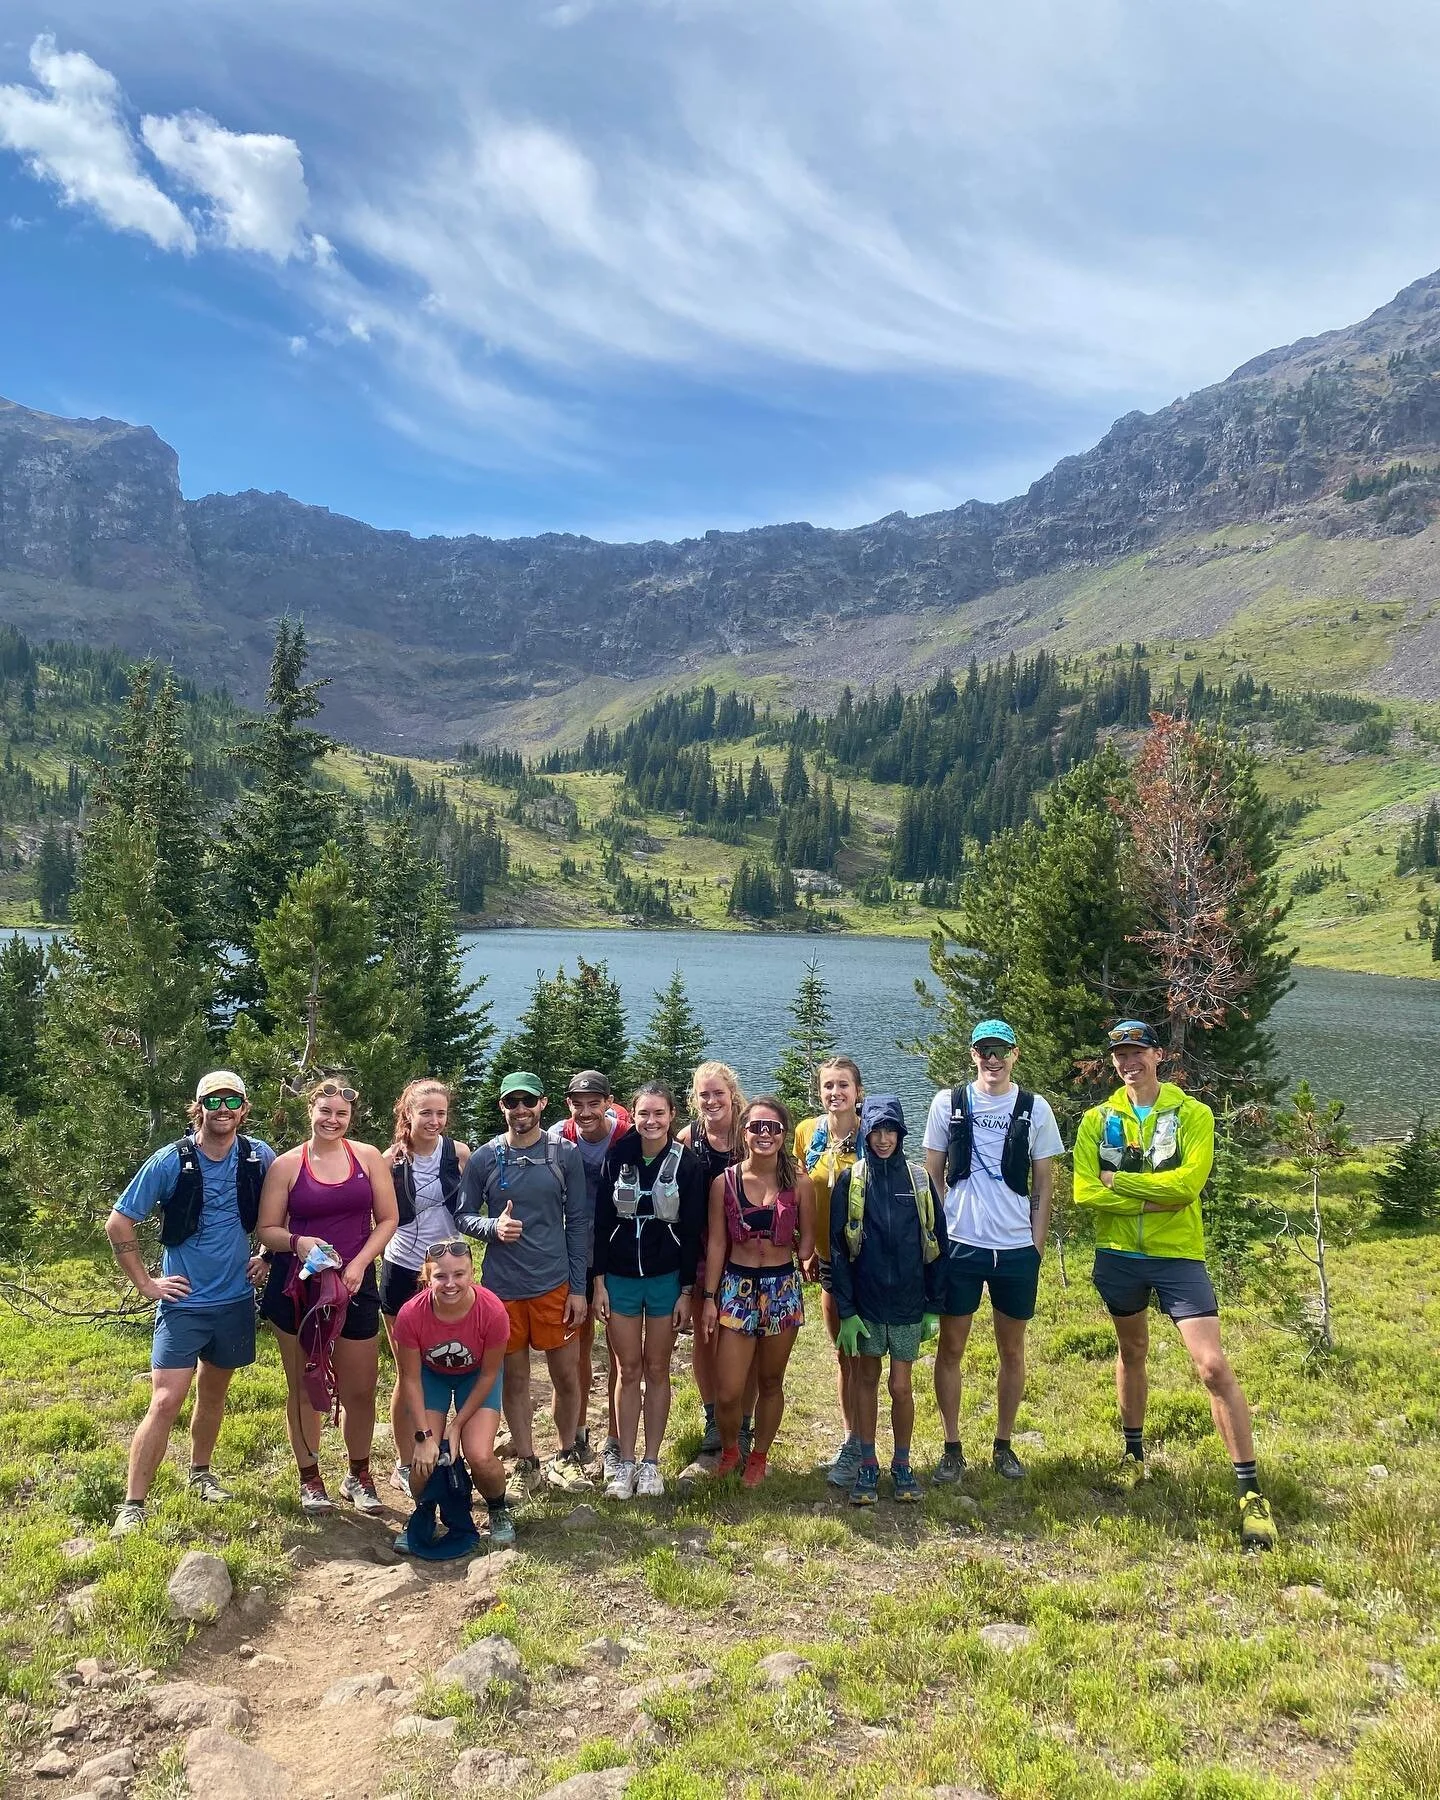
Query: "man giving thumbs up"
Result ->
[[456, 1072, 591, 1492]]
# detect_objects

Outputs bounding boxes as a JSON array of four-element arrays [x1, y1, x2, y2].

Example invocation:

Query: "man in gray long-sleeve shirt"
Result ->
[[457, 1070, 592, 1490]]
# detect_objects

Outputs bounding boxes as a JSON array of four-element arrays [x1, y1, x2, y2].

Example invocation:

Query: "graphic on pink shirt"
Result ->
[[392, 1283, 509, 1373]]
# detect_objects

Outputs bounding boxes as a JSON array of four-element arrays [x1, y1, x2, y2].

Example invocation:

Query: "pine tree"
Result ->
[[566, 957, 630, 1088], [227, 842, 413, 1144], [0, 933, 47, 1114], [772, 955, 837, 1117], [1204, 1103, 1271, 1296], [1374, 1111, 1440, 1226], [34, 826, 75, 921], [780, 742, 809, 804], [480, 968, 573, 1131], [630, 968, 709, 1098]]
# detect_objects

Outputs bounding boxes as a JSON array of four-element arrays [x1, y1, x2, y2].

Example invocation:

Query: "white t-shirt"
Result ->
[[386, 1144, 461, 1272], [923, 1084, 1064, 1251]]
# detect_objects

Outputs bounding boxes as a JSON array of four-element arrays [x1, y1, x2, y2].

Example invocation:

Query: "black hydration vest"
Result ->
[[390, 1136, 464, 1228], [944, 1086, 1036, 1198], [159, 1134, 266, 1247]]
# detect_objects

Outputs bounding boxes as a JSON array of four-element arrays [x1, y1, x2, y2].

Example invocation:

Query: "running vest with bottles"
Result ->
[[844, 1157, 940, 1263], [481, 1133, 566, 1203], [613, 1144, 683, 1224], [944, 1086, 1035, 1197], [159, 1134, 266, 1247], [1098, 1104, 1181, 1173], [390, 1136, 463, 1227]]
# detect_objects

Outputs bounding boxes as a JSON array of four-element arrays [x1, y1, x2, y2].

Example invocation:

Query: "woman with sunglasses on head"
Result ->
[[391, 1238, 515, 1546], [700, 1095, 815, 1486], [676, 1061, 747, 1456], [793, 1056, 867, 1487], [380, 1079, 471, 1498], [592, 1083, 707, 1499], [257, 1077, 399, 1515]]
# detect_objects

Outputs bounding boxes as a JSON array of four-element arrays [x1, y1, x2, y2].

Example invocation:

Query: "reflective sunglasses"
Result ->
[[1107, 1026, 1158, 1049], [424, 1238, 472, 1261], [745, 1119, 784, 1138], [200, 1093, 246, 1112], [312, 1081, 358, 1101], [972, 1042, 1013, 1060], [499, 1092, 541, 1108]]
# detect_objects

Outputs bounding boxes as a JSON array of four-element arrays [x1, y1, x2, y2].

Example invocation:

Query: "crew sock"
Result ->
[[1123, 1427, 1145, 1461], [944, 1439, 963, 1458], [299, 1462, 321, 1486], [858, 1439, 878, 1467], [485, 1493, 510, 1514], [703, 1402, 716, 1425], [992, 1438, 1011, 1457], [349, 1457, 371, 1481], [892, 1446, 912, 1468], [189, 1463, 210, 1476], [1233, 1460, 1261, 1498]]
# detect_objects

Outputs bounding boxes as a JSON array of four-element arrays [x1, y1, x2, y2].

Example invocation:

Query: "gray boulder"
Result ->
[[31, 1749, 75, 1778], [149, 1681, 252, 1732], [75, 1748, 135, 1783], [166, 1551, 233, 1622], [757, 1651, 810, 1688], [320, 1672, 397, 1705], [185, 1726, 291, 1799], [535, 1772, 634, 1800], [977, 1622, 1033, 1654], [434, 1635, 525, 1700]]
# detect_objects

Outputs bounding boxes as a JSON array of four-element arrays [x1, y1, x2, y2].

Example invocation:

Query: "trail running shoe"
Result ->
[[600, 1437, 623, 1485], [699, 1415, 722, 1456], [110, 1500, 146, 1539], [991, 1444, 1026, 1482], [546, 1449, 593, 1495], [1239, 1492, 1278, 1551], [849, 1462, 880, 1507], [635, 1459, 665, 1498], [1120, 1451, 1150, 1486], [513, 1455, 542, 1498], [742, 1450, 768, 1488], [605, 1459, 637, 1500], [932, 1447, 966, 1486], [576, 1434, 604, 1476], [739, 1419, 755, 1459], [891, 1463, 923, 1503], [300, 1479, 334, 1516], [826, 1438, 862, 1488], [715, 1446, 742, 1478], [389, 1462, 413, 1500], [487, 1508, 517, 1548], [187, 1468, 231, 1504], [340, 1471, 385, 1515]]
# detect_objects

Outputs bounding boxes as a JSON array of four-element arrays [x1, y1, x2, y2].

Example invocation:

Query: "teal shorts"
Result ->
[[856, 1320, 923, 1362], [420, 1364, 502, 1417], [606, 1271, 682, 1318]]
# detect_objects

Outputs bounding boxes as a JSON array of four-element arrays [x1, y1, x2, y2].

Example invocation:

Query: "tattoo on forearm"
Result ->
[[111, 1235, 140, 1257]]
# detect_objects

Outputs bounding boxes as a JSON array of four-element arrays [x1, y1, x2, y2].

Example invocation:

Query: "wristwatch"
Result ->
[[414, 1428, 434, 1444], [703, 1288, 717, 1300]]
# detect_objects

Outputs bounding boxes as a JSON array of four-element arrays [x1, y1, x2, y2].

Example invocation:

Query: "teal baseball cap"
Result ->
[[970, 1019, 1017, 1048]]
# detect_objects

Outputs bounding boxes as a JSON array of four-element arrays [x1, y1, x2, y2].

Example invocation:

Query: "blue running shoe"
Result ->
[[849, 1461, 880, 1507]]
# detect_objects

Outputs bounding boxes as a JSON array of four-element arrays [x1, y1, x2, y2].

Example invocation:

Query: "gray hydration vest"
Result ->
[[613, 1143, 683, 1224]]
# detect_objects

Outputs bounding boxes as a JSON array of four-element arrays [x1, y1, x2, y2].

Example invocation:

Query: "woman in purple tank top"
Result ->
[[258, 1077, 398, 1516]]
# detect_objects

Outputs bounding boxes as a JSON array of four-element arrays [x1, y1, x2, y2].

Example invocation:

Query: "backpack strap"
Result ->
[[999, 1090, 1036, 1198], [907, 1160, 941, 1263], [944, 1083, 973, 1188], [843, 1158, 868, 1259], [158, 1135, 204, 1248]]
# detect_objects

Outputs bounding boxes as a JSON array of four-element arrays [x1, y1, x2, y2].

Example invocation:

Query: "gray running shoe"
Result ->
[[110, 1500, 146, 1538], [738, 1419, 755, 1459], [187, 1468, 231, 1504], [488, 1507, 518, 1548], [991, 1444, 1026, 1481], [698, 1416, 722, 1456], [600, 1437, 623, 1484], [932, 1447, 966, 1486], [826, 1438, 863, 1488]]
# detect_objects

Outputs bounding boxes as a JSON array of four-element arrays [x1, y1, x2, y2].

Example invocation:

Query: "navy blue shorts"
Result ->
[[152, 1297, 256, 1371], [934, 1244, 1042, 1322], [1091, 1251, 1218, 1321]]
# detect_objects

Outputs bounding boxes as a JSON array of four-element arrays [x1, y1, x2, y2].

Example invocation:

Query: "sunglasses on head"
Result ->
[[500, 1092, 541, 1108], [1107, 1028, 1156, 1048], [745, 1119, 784, 1138], [313, 1081, 358, 1101], [200, 1093, 246, 1112], [425, 1238, 471, 1261]]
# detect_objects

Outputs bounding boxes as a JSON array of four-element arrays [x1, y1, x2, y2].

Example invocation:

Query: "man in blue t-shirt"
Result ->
[[105, 1071, 275, 1537]]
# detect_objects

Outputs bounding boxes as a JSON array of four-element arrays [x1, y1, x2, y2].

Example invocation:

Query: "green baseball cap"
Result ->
[[498, 1070, 545, 1099], [970, 1019, 1017, 1048]]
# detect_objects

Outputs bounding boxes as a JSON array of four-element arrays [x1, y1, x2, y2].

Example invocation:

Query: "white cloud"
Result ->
[[0, 33, 194, 250], [141, 110, 310, 260]]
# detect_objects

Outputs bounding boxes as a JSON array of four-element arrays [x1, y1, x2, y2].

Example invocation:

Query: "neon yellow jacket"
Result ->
[[1072, 1082, 1214, 1260]]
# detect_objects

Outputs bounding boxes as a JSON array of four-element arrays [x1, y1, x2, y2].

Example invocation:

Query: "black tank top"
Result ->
[[687, 1120, 739, 1192]]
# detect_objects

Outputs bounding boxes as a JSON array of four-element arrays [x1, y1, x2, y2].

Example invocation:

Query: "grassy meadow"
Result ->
[[2, 1171, 1438, 1798]]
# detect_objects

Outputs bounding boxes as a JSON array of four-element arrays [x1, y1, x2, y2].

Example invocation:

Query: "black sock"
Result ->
[[298, 1462, 321, 1486], [993, 1438, 1011, 1455], [944, 1439, 963, 1458], [703, 1402, 716, 1424], [190, 1463, 209, 1474], [576, 1428, 589, 1451], [349, 1457, 371, 1481], [1233, 1460, 1260, 1498], [485, 1493, 510, 1514], [1123, 1427, 1144, 1460], [742, 1413, 753, 1431]]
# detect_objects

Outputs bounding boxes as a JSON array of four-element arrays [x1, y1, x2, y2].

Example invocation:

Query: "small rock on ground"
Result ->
[[582, 1635, 641, 1666], [149, 1680, 251, 1733], [453, 1747, 533, 1789], [185, 1726, 291, 1800], [434, 1635, 525, 1700], [167, 1550, 233, 1622], [757, 1651, 811, 1688], [1367, 1464, 1390, 1480], [59, 1538, 96, 1563], [562, 1504, 599, 1529], [321, 1671, 397, 1705], [76, 1748, 135, 1783], [1281, 1585, 1334, 1609], [618, 1668, 714, 1712], [977, 1623, 1033, 1654], [31, 1749, 75, 1778], [1013, 1431, 1046, 1448], [392, 1714, 459, 1741], [48, 1705, 82, 1737], [65, 1584, 101, 1624], [535, 1771, 634, 1800]]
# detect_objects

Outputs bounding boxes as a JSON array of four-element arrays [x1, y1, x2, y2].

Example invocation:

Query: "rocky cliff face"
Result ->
[[5, 268, 1440, 735]]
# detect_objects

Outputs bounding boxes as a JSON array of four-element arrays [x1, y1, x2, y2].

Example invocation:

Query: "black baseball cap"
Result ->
[[1107, 1020, 1162, 1050], [565, 1070, 612, 1097]]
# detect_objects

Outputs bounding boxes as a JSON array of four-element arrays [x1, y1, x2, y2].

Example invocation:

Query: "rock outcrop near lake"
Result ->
[[6, 268, 1440, 743]]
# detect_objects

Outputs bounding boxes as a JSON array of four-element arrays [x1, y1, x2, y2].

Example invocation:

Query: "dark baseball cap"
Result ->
[[565, 1069, 612, 1097], [1107, 1020, 1162, 1050]]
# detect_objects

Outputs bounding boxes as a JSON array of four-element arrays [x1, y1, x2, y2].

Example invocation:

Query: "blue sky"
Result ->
[[4, 2, 1440, 543]]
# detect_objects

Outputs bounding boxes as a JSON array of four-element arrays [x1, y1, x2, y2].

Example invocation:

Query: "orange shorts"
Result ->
[[503, 1281, 575, 1354]]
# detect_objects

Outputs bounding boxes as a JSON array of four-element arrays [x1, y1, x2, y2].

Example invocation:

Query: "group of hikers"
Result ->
[[104, 1017, 1279, 1554]]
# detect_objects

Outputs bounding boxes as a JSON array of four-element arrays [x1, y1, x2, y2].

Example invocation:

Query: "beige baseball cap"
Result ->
[[195, 1069, 248, 1100]]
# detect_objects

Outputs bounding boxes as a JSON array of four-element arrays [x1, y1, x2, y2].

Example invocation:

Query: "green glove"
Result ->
[[836, 1315, 867, 1357], [921, 1313, 940, 1345]]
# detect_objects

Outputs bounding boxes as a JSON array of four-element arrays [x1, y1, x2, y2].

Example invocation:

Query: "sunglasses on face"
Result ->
[[745, 1120, 784, 1138], [313, 1082, 358, 1101], [500, 1093, 541, 1109], [973, 1043, 1012, 1059], [425, 1239, 471, 1261], [200, 1094, 245, 1112]]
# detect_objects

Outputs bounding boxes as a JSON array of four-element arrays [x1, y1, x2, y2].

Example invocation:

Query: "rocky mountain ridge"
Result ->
[[5, 268, 1440, 743]]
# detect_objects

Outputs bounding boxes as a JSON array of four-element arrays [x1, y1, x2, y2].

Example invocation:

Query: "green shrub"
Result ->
[[20, 1405, 101, 1454], [1147, 1390, 1214, 1443], [61, 1452, 124, 1525], [1049, 1324, 1114, 1361]]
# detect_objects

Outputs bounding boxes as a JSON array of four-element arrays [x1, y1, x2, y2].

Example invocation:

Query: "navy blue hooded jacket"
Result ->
[[829, 1095, 946, 1327]]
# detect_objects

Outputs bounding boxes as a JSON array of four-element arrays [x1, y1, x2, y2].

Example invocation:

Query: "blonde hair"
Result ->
[[687, 1061, 746, 1152], [389, 1078, 451, 1161], [817, 1056, 863, 1097]]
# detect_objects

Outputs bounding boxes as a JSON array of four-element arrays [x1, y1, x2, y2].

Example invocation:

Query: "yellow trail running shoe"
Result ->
[[1239, 1491, 1278, 1551]]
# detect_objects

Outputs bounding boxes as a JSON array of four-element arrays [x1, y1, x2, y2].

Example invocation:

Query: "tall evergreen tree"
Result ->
[[0, 933, 48, 1115], [630, 968, 708, 1098], [772, 955, 837, 1118]]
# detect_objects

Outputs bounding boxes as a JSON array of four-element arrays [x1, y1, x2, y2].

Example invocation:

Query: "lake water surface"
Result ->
[[459, 929, 1440, 1139]]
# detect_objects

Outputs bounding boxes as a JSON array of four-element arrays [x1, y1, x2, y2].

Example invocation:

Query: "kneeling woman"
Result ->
[[257, 1078, 398, 1515], [392, 1239, 515, 1546], [701, 1096, 816, 1486], [592, 1084, 706, 1499]]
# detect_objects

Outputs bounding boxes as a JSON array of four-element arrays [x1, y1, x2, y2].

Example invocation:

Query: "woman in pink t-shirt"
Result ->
[[391, 1240, 513, 1546]]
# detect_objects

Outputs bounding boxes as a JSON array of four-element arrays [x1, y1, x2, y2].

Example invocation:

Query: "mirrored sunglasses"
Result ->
[[745, 1119, 784, 1137], [200, 1093, 246, 1111]]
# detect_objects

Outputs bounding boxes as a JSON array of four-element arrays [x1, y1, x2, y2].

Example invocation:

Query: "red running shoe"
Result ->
[[715, 1446, 742, 1477], [742, 1450, 768, 1488]]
